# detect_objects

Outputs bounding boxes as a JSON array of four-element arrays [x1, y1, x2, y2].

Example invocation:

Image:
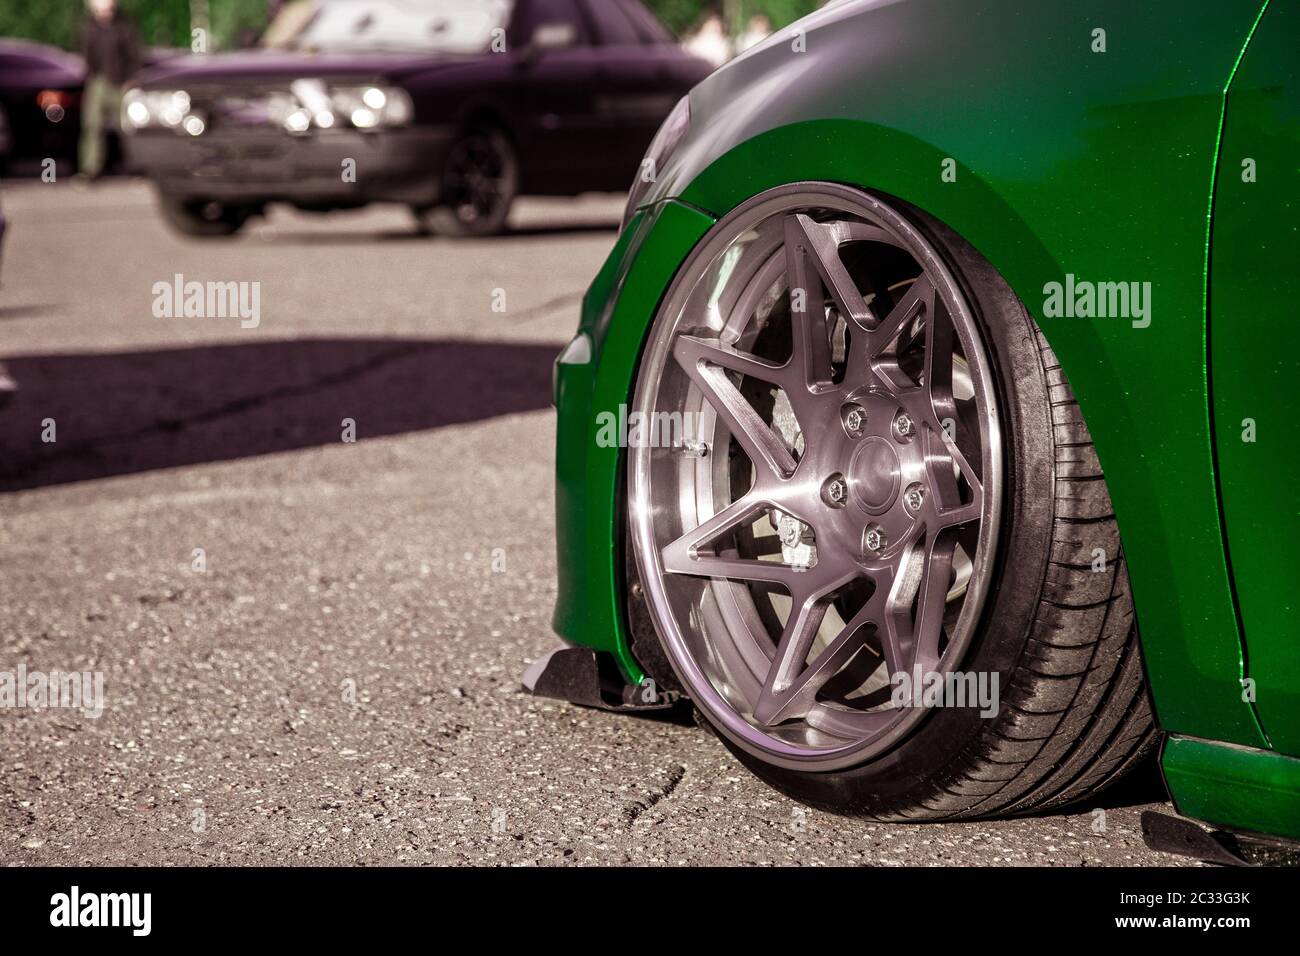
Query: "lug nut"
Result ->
[[822, 473, 848, 508], [903, 482, 926, 513], [682, 438, 709, 458], [893, 413, 914, 440], [842, 404, 866, 436], [863, 524, 888, 555]]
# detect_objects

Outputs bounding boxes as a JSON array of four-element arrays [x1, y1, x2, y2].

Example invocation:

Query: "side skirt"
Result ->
[[1156, 735, 1300, 849]]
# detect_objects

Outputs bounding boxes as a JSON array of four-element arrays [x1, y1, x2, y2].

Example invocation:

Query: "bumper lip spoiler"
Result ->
[[521, 646, 681, 713], [1141, 810, 1300, 866]]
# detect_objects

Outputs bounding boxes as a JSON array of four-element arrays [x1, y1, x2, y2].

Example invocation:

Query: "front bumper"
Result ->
[[1161, 735, 1300, 843], [123, 125, 454, 206], [551, 198, 715, 684]]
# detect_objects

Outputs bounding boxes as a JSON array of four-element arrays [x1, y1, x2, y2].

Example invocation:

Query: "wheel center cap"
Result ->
[[847, 436, 901, 513]]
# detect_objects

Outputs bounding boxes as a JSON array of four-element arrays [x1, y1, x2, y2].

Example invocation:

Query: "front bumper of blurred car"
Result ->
[[123, 125, 454, 207]]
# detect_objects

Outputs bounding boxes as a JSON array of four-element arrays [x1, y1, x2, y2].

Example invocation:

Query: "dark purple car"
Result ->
[[123, 0, 712, 237], [0, 39, 85, 177]]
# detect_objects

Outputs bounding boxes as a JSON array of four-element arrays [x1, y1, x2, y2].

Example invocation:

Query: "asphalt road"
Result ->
[[0, 180, 1193, 866]]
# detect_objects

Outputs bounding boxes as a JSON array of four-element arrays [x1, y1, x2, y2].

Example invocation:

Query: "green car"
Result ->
[[531, 0, 1298, 856]]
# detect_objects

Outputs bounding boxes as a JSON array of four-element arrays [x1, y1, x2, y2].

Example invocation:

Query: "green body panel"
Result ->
[[552, 0, 1296, 834], [1163, 737, 1300, 841], [1209, 0, 1300, 753], [665, 1, 1271, 749], [553, 199, 716, 681]]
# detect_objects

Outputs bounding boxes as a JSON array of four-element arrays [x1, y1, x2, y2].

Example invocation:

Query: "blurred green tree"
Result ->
[[1, 0, 269, 52], [0, 0, 824, 53], [647, 0, 822, 35]]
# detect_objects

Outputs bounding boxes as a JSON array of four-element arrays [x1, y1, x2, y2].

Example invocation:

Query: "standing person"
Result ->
[[683, 12, 730, 69], [78, 0, 140, 181], [736, 13, 772, 53]]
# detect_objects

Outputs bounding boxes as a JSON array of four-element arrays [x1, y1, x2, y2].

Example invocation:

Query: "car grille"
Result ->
[[179, 85, 300, 135]]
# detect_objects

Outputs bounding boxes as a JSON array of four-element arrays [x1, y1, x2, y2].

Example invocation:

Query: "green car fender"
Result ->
[[553, 200, 717, 685], [552, 0, 1294, 829]]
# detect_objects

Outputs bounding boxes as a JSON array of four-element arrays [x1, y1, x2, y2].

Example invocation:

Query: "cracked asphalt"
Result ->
[[0, 180, 1194, 866]]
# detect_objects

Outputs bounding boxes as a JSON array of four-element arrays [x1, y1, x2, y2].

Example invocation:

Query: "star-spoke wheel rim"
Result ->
[[628, 185, 1002, 771]]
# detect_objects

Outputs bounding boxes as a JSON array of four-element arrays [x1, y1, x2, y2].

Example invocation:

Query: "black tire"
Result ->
[[415, 127, 518, 238], [630, 200, 1157, 820], [158, 195, 253, 238]]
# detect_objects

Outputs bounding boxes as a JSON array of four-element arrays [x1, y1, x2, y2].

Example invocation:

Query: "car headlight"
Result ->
[[122, 88, 200, 134], [326, 86, 413, 130], [622, 95, 691, 231]]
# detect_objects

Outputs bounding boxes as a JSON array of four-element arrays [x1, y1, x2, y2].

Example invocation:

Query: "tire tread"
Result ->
[[881, 329, 1157, 820]]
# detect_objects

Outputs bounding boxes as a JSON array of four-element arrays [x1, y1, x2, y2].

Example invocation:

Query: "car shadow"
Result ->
[[0, 337, 558, 492], [0, 304, 66, 321]]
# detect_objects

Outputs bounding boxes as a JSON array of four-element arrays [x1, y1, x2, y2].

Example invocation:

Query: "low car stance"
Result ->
[[120, 0, 710, 237], [533, 0, 1298, 859]]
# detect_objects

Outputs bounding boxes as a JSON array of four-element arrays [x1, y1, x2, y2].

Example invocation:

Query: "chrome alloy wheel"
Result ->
[[628, 184, 1003, 772]]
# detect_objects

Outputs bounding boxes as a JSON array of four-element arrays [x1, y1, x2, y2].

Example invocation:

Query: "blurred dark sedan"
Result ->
[[123, 0, 712, 237], [0, 39, 84, 177]]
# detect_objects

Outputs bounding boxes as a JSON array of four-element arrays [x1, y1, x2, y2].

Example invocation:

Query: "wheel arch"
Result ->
[[563, 118, 1261, 749]]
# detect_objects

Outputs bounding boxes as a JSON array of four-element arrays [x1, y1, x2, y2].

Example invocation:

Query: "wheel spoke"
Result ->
[[663, 551, 809, 587], [845, 274, 934, 387], [751, 590, 832, 725], [881, 531, 957, 689], [673, 335, 791, 389], [871, 274, 934, 356], [883, 287, 983, 526], [921, 294, 958, 426], [888, 395, 983, 529], [752, 529, 957, 721], [751, 568, 868, 725], [660, 494, 804, 587], [913, 532, 958, 668], [887, 288, 961, 444], [792, 215, 878, 332], [673, 339, 798, 480], [783, 215, 837, 389]]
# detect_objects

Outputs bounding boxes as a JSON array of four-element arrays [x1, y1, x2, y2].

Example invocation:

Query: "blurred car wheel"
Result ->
[[158, 194, 256, 238], [414, 127, 518, 238]]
